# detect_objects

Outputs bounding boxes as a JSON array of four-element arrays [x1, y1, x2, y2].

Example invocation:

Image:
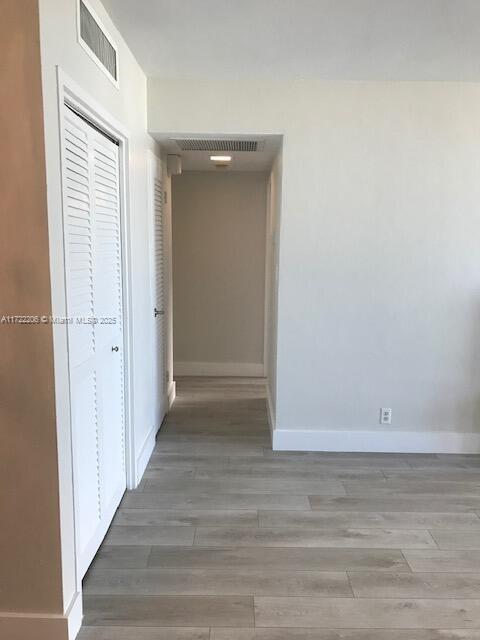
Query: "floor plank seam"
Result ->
[[345, 571, 356, 598], [428, 530, 441, 549], [80, 377, 480, 633]]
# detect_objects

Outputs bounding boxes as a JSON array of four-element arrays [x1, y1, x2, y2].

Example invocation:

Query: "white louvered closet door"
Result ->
[[149, 154, 167, 430], [62, 105, 126, 578]]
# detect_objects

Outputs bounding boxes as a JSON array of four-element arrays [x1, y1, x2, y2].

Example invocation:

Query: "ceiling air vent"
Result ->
[[78, 0, 118, 86], [172, 139, 265, 152]]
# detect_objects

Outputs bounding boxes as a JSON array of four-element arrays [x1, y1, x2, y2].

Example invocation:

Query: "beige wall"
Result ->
[[0, 0, 63, 618], [172, 171, 267, 375]]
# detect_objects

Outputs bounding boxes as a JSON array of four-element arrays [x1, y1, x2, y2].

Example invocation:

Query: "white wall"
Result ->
[[149, 78, 480, 452], [39, 0, 158, 632], [172, 171, 267, 377]]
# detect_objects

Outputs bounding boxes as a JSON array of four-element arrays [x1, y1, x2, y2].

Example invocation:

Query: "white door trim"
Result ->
[[55, 67, 135, 596]]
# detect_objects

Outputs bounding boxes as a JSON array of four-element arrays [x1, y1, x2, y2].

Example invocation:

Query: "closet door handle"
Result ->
[[111, 346, 119, 352], [154, 308, 164, 317]]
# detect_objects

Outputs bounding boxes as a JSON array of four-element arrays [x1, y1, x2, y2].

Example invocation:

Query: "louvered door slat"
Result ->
[[62, 105, 125, 580], [91, 131, 126, 516], [64, 115, 95, 366], [62, 111, 100, 574], [149, 153, 168, 431]]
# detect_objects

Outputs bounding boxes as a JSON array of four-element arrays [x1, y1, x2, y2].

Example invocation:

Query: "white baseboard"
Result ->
[[168, 381, 176, 408], [135, 424, 156, 486], [0, 591, 82, 640], [273, 428, 480, 454], [174, 361, 264, 377]]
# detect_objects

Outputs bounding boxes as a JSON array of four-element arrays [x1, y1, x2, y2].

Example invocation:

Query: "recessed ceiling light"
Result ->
[[210, 155, 231, 162]]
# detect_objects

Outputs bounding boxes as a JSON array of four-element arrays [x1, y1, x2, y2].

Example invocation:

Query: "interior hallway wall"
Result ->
[[172, 171, 268, 376], [150, 78, 480, 452], [0, 0, 64, 635]]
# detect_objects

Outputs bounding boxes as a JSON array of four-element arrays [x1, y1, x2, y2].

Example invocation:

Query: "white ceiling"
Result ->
[[101, 0, 480, 81], [156, 135, 282, 172]]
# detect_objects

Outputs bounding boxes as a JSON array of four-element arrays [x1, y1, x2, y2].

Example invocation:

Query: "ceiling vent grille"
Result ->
[[78, 0, 118, 86], [172, 139, 265, 152]]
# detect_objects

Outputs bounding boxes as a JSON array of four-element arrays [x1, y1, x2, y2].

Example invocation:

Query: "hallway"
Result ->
[[80, 378, 480, 638]]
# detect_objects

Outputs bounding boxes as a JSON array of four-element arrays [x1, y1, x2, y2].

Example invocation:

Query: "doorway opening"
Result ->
[[157, 134, 283, 439]]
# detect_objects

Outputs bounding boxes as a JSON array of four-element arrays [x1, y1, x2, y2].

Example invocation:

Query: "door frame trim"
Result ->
[[55, 67, 136, 592]]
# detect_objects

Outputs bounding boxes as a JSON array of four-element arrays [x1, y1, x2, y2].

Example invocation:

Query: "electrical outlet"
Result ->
[[380, 407, 392, 425]]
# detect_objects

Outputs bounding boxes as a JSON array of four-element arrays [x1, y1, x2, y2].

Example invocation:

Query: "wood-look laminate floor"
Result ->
[[79, 377, 480, 639]]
